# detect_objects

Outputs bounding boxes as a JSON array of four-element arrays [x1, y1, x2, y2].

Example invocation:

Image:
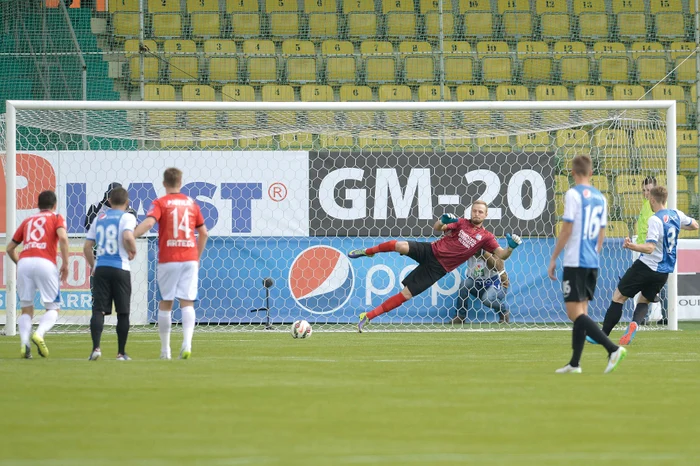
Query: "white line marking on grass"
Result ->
[[338, 452, 698, 463]]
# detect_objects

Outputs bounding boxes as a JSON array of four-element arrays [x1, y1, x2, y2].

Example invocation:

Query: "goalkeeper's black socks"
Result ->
[[90, 310, 104, 351], [578, 314, 618, 355], [117, 313, 130, 355], [602, 301, 624, 336], [632, 303, 649, 325]]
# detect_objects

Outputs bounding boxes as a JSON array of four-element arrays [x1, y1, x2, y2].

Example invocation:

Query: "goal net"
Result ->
[[1, 99, 679, 333]]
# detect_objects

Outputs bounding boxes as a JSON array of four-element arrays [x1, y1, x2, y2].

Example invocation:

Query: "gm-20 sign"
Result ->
[[310, 151, 555, 237]]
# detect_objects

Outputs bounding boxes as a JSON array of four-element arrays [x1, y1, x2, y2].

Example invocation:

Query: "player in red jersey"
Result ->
[[6, 190, 69, 358], [348, 200, 522, 332], [134, 168, 208, 359]]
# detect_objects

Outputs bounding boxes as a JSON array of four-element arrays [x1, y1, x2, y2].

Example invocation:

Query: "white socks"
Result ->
[[158, 310, 172, 356], [18, 313, 32, 347], [181, 306, 195, 352], [36, 310, 58, 338]]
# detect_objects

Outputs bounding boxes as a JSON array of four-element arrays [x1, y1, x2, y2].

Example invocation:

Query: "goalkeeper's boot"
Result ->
[[21, 344, 32, 359], [619, 322, 638, 346], [604, 347, 627, 374], [116, 354, 132, 361], [348, 249, 374, 259], [31, 332, 49, 358], [89, 349, 102, 361], [555, 364, 582, 374], [585, 336, 599, 345], [358, 312, 370, 333], [179, 348, 191, 360]]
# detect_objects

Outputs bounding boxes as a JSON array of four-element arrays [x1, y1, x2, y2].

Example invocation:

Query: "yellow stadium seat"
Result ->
[[633, 128, 665, 152], [637, 57, 668, 84], [344, 0, 374, 13], [301, 84, 334, 125], [456, 85, 490, 125], [113, 13, 140, 37], [149, 0, 180, 13], [325, 51, 356, 84], [152, 14, 182, 38], [244, 40, 277, 83], [553, 40, 587, 58], [280, 133, 315, 149], [476, 131, 511, 152], [573, 0, 608, 41], [384, 0, 416, 38], [191, 13, 221, 38], [677, 129, 698, 158], [111, 0, 139, 12], [130, 56, 159, 82], [554, 41, 589, 84], [612, 0, 646, 41], [160, 129, 194, 149], [631, 41, 665, 58], [339, 85, 375, 126], [168, 57, 199, 81], [268, 14, 299, 37], [574, 84, 609, 121], [397, 130, 432, 148], [182, 84, 216, 127], [379, 85, 413, 126], [611, 84, 648, 120], [308, 13, 338, 39], [304, 0, 336, 12], [358, 130, 394, 148], [671, 43, 695, 82], [651, 85, 687, 126], [598, 57, 629, 85], [200, 130, 235, 149], [537, 0, 570, 41], [418, 85, 454, 125], [281, 39, 315, 56], [204, 39, 236, 55], [555, 193, 566, 216], [266, 0, 297, 12], [124, 39, 157, 57], [556, 128, 591, 148], [656, 12, 685, 41], [362, 41, 396, 84], [320, 132, 356, 148], [440, 130, 473, 151], [591, 175, 609, 192], [261, 84, 296, 127], [554, 175, 570, 193], [187, 0, 217, 12], [606, 221, 629, 238], [619, 193, 645, 218], [209, 57, 238, 82], [477, 41, 511, 83], [443, 41, 473, 84], [345, 0, 377, 39], [668, 42, 693, 59], [226, 0, 257, 12], [144, 84, 176, 127], [596, 129, 631, 171], [535, 85, 570, 125], [593, 41, 626, 55], [517, 41, 552, 84], [460, 0, 493, 39], [237, 133, 276, 149], [399, 42, 434, 83], [222, 84, 256, 128], [231, 13, 260, 37], [498, 0, 532, 39], [516, 132, 551, 153], [398, 41, 431, 57], [163, 39, 197, 54], [496, 85, 530, 125], [282, 40, 317, 84], [424, 11, 455, 39], [650, 0, 682, 14]]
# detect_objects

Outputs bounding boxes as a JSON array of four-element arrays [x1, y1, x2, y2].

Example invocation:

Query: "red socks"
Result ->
[[367, 293, 408, 320], [366, 240, 397, 256]]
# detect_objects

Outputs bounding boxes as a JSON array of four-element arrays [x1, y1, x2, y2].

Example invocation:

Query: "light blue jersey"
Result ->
[[86, 209, 136, 271], [562, 184, 607, 268], [641, 209, 693, 273]]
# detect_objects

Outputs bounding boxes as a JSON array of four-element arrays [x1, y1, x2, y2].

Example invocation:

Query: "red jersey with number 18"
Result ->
[[147, 193, 205, 263], [12, 211, 66, 264]]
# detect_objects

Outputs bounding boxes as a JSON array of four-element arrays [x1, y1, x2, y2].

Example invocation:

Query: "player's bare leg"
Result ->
[[158, 301, 173, 360], [18, 305, 34, 359], [359, 287, 412, 333], [179, 299, 195, 359]]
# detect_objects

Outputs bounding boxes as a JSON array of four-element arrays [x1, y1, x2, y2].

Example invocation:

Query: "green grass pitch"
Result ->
[[1, 324, 700, 465]]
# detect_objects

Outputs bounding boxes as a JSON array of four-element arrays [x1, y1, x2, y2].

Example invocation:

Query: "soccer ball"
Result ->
[[291, 320, 312, 339]]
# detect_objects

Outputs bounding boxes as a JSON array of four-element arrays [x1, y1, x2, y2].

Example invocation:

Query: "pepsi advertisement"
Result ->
[[150, 237, 633, 325]]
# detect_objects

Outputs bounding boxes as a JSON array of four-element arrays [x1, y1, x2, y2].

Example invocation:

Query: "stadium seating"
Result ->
[[322, 40, 356, 84], [460, 0, 493, 39], [574, 0, 608, 42], [306, 0, 338, 39], [283, 40, 317, 84], [477, 41, 511, 83], [443, 41, 473, 84], [498, 0, 532, 40], [418, 85, 454, 125], [345, 0, 378, 40], [535, 85, 570, 126], [422, 0, 454, 39], [378, 84, 413, 126], [537, 0, 570, 41], [228, 0, 261, 38], [222, 84, 256, 128], [266, 0, 300, 38], [517, 41, 552, 84], [362, 41, 396, 84]]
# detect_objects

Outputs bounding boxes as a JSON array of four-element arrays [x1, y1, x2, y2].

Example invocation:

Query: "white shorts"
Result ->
[[157, 261, 199, 301], [17, 257, 60, 309]]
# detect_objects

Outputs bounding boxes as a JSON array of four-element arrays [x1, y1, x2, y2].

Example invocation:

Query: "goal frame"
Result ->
[[3, 99, 678, 335]]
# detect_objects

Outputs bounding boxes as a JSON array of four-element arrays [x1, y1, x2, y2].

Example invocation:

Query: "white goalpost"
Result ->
[[2, 99, 678, 334]]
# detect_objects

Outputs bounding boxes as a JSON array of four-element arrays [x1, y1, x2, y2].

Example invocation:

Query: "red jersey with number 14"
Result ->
[[147, 193, 205, 263], [12, 211, 66, 264]]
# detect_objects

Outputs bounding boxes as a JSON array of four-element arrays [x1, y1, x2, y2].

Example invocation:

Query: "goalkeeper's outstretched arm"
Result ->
[[492, 234, 522, 260]]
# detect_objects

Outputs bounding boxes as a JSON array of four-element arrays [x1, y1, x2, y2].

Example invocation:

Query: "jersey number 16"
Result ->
[[582, 205, 604, 240]]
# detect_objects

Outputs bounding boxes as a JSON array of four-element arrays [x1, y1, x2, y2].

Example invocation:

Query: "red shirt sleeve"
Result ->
[[11, 219, 27, 244], [147, 198, 162, 221], [194, 204, 205, 228], [483, 234, 500, 253], [444, 218, 465, 231], [55, 214, 66, 232]]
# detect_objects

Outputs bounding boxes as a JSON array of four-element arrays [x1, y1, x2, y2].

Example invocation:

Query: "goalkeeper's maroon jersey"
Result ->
[[431, 218, 500, 272]]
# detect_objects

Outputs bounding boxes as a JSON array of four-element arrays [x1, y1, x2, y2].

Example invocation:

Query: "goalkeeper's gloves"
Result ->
[[440, 213, 459, 225], [506, 233, 522, 249]]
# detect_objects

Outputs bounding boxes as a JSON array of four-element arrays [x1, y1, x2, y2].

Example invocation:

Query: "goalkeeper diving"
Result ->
[[348, 200, 522, 332]]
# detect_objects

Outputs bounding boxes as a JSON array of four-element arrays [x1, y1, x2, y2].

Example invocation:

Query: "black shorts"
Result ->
[[617, 259, 669, 301], [562, 267, 598, 302], [92, 266, 131, 315], [401, 241, 448, 297]]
